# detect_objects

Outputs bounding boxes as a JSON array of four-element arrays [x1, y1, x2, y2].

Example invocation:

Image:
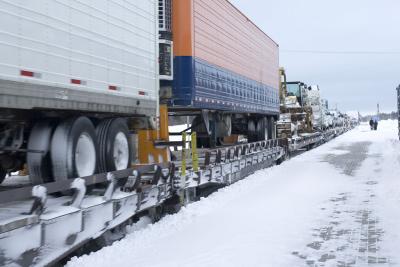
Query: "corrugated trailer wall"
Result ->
[[0, 0, 158, 115], [172, 0, 280, 115]]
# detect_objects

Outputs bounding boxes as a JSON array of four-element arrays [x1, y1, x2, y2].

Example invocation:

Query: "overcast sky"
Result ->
[[230, 0, 400, 114]]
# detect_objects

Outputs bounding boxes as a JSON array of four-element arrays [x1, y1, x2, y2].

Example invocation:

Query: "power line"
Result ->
[[281, 49, 400, 55]]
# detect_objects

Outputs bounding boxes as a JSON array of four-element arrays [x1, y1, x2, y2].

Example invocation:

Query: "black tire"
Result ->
[[248, 119, 257, 143], [256, 117, 267, 141], [0, 168, 6, 184], [96, 118, 132, 173], [27, 121, 56, 185], [267, 117, 276, 140], [51, 117, 98, 180]]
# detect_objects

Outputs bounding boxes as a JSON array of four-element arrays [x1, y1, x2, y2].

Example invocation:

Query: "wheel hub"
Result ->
[[75, 133, 96, 177], [113, 132, 129, 170]]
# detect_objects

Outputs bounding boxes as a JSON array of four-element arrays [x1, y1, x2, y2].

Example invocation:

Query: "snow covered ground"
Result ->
[[67, 121, 400, 267]]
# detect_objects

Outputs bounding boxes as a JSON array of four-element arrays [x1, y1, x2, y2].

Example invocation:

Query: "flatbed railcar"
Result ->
[[0, 124, 354, 266], [0, 138, 288, 266]]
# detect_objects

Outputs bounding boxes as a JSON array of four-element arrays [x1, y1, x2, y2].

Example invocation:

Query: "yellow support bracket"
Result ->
[[191, 132, 199, 172], [181, 132, 186, 177]]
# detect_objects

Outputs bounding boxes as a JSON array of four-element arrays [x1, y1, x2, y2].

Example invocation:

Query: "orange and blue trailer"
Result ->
[[171, 0, 279, 114], [165, 0, 281, 145]]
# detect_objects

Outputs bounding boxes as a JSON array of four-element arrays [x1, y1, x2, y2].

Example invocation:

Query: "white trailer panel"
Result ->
[[0, 0, 158, 115]]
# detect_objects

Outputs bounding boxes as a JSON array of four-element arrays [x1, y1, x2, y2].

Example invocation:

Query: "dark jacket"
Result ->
[[369, 119, 374, 126]]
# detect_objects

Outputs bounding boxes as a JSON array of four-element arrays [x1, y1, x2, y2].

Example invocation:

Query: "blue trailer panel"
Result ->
[[172, 56, 280, 115]]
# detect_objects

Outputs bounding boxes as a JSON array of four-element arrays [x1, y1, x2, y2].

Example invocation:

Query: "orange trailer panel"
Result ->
[[173, 0, 279, 88], [193, 0, 279, 89], [172, 0, 194, 57]]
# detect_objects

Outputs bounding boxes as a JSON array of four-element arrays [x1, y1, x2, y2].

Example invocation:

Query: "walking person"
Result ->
[[369, 118, 374, 130], [374, 119, 378, 131]]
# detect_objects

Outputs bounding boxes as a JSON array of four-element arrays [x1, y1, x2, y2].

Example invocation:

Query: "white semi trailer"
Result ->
[[0, 0, 160, 184]]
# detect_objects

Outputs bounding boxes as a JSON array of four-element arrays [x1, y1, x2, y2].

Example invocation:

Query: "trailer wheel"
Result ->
[[248, 119, 257, 143], [96, 118, 131, 173], [256, 118, 267, 141], [268, 117, 276, 140], [27, 121, 56, 185], [51, 117, 97, 180]]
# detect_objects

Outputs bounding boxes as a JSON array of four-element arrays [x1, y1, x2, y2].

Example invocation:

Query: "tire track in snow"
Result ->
[[293, 141, 393, 266]]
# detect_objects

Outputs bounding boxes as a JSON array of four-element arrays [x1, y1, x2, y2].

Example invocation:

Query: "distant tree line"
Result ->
[[361, 111, 398, 122]]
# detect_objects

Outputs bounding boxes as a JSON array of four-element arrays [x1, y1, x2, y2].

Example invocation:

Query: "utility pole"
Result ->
[[377, 103, 380, 116]]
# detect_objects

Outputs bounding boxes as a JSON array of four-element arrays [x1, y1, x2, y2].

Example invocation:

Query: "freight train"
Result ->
[[0, 0, 280, 186], [0, 1, 354, 266], [277, 69, 353, 150]]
